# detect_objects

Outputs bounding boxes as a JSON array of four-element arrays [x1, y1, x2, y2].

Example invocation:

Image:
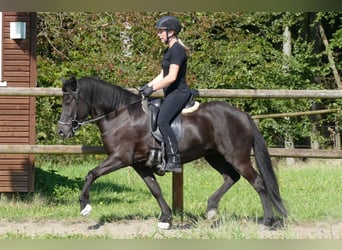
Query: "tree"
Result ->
[[35, 12, 342, 153]]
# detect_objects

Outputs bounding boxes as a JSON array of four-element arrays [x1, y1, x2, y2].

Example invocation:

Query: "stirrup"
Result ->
[[156, 158, 182, 173], [164, 162, 182, 173], [164, 154, 182, 173], [156, 158, 166, 171]]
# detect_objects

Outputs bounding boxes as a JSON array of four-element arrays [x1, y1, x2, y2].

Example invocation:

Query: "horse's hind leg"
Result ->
[[235, 160, 274, 226], [133, 166, 172, 229], [204, 153, 241, 220]]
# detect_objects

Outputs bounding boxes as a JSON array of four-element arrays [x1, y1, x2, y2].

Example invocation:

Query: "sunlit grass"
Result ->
[[0, 158, 341, 238]]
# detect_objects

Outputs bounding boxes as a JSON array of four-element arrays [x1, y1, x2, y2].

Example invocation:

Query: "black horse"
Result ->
[[57, 76, 287, 228]]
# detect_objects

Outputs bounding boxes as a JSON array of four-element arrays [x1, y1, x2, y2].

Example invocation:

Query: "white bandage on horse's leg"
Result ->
[[80, 204, 92, 216]]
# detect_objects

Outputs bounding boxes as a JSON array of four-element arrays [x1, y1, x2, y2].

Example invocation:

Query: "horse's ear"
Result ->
[[67, 76, 78, 92], [61, 77, 68, 92], [69, 76, 78, 91], [61, 77, 67, 85], [61, 76, 78, 92]]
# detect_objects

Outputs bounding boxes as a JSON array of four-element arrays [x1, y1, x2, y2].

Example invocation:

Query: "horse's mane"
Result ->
[[78, 76, 141, 115]]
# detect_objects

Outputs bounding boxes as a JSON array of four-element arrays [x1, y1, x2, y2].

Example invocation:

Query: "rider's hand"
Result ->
[[139, 84, 154, 98]]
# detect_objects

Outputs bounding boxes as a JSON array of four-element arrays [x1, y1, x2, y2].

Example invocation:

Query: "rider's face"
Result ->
[[157, 29, 167, 43]]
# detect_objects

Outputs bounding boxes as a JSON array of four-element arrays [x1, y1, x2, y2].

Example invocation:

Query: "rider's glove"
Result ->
[[139, 84, 154, 98]]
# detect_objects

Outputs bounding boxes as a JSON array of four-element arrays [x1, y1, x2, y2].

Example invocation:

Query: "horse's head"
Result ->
[[57, 76, 90, 139]]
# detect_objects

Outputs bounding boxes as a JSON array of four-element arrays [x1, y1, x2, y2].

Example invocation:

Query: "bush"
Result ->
[[36, 12, 342, 157]]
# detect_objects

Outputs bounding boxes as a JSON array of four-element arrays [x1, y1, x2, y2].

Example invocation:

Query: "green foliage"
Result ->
[[36, 12, 342, 151]]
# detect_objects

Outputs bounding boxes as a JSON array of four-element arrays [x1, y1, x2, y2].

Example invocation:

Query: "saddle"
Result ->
[[146, 89, 199, 142], [149, 98, 182, 142], [142, 89, 200, 167]]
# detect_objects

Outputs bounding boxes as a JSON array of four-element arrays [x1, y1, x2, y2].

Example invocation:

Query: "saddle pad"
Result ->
[[182, 101, 200, 114]]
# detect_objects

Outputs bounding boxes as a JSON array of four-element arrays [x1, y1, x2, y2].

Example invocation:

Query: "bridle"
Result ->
[[58, 85, 142, 134], [58, 86, 116, 134], [58, 87, 86, 134]]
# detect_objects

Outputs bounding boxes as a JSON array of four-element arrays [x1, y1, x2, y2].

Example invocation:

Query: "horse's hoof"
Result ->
[[157, 222, 171, 230], [262, 217, 275, 227], [207, 209, 217, 220], [81, 204, 92, 216]]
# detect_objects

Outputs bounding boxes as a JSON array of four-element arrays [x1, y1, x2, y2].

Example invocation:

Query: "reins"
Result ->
[[78, 98, 142, 125]]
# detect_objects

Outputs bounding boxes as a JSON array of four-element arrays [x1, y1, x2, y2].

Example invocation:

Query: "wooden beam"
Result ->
[[196, 89, 342, 99], [3, 87, 342, 99], [1, 144, 342, 159], [252, 108, 340, 119], [0, 87, 62, 96], [266, 148, 342, 158], [0, 145, 106, 154]]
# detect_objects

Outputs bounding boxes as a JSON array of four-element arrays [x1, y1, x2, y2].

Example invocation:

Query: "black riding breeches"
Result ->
[[157, 89, 191, 155]]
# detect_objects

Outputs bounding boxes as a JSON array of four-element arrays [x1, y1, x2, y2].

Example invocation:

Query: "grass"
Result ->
[[279, 160, 342, 220], [0, 158, 341, 238]]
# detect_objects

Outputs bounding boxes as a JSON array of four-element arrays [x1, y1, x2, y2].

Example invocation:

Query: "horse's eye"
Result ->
[[62, 94, 73, 105]]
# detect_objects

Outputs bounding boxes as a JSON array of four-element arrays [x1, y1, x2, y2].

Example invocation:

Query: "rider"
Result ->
[[139, 16, 191, 173]]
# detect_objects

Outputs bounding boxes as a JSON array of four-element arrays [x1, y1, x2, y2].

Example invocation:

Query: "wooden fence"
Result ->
[[2, 87, 342, 212], [2, 87, 342, 158], [1, 144, 342, 158], [3, 87, 342, 98]]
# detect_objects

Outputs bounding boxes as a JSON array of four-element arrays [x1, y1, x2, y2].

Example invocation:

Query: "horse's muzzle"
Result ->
[[58, 128, 74, 139], [57, 121, 75, 139]]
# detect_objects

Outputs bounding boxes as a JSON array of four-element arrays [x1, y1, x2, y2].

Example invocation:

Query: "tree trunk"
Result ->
[[120, 21, 133, 58], [318, 22, 342, 149], [283, 25, 295, 165], [306, 13, 322, 152], [283, 26, 292, 71], [318, 23, 342, 89]]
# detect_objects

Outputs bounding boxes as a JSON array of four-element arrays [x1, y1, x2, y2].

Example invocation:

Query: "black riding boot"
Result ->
[[163, 136, 182, 173], [164, 153, 182, 173]]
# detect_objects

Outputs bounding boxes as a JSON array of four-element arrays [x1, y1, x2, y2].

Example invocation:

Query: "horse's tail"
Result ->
[[248, 116, 287, 217]]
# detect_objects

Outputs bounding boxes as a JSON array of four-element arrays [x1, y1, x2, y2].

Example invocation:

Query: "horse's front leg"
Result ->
[[133, 166, 172, 229], [79, 154, 125, 216]]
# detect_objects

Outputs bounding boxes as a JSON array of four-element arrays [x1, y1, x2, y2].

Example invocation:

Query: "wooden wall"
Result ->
[[0, 12, 36, 192]]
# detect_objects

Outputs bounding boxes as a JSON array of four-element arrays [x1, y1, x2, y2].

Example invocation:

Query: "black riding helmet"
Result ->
[[155, 16, 182, 34]]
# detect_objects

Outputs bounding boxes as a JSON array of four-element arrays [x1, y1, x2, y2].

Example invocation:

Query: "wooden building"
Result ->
[[0, 12, 36, 192]]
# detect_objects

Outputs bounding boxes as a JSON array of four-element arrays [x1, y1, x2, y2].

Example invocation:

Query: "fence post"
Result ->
[[172, 168, 183, 216], [334, 122, 341, 150]]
